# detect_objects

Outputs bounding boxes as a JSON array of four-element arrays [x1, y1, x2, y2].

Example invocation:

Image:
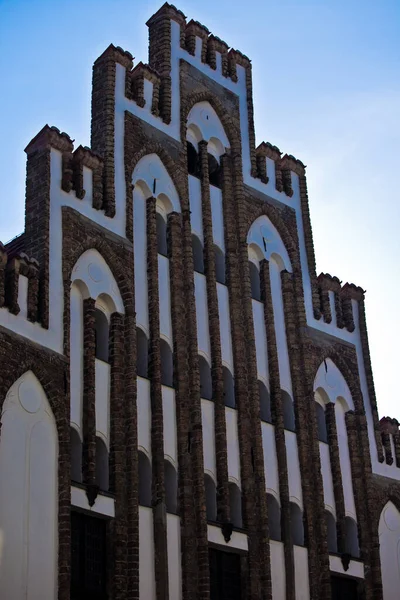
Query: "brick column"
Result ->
[[82, 297, 96, 490], [147, 197, 169, 600], [260, 260, 295, 600], [199, 142, 230, 524]]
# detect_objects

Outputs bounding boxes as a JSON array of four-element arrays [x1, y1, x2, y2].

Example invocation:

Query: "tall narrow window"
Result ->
[[71, 427, 82, 483], [208, 153, 222, 188], [71, 511, 107, 600], [199, 355, 212, 400], [138, 451, 152, 507], [156, 212, 168, 256], [187, 141, 200, 177], [267, 494, 281, 541], [282, 391, 295, 431], [209, 548, 241, 600], [316, 401, 328, 442], [95, 437, 109, 492], [160, 339, 174, 387], [249, 261, 261, 301], [326, 510, 338, 554], [229, 482, 242, 528], [94, 309, 109, 362], [290, 502, 304, 546], [223, 367, 235, 409], [165, 460, 178, 514], [259, 381, 271, 423], [136, 328, 149, 378], [204, 474, 217, 521], [345, 517, 360, 558], [214, 245, 226, 285], [192, 234, 204, 274]]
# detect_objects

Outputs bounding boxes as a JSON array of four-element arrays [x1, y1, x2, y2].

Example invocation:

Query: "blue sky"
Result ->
[[0, 0, 399, 417]]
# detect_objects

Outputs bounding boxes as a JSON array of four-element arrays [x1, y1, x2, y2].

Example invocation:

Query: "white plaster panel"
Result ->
[[158, 254, 172, 343], [134, 185, 149, 332], [252, 299, 269, 384], [225, 407, 241, 485], [270, 259, 292, 395], [137, 377, 151, 457], [262, 422, 280, 497], [195, 272, 211, 358], [189, 175, 203, 240], [210, 185, 225, 251], [139, 506, 156, 600], [71, 486, 115, 517], [207, 525, 248, 551], [201, 399, 216, 478], [294, 546, 310, 600], [329, 555, 364, 579], [95, 359, 110, 447], [0, 372, 58, 600], [17, 274, 28, 318], [319, 441, 336, 516], [328, 291, 336, 326], [143, 78, 153, 109], [217, 283, 234, 371], [270, 541, 286, 600], [336, 400, 356, 518], [247, 215, 291, 272], [285, 430, 303, 508], [379, 501, 400, 599], [163, 386, 177, 465], [187, 101, 229, 149], [70, 285, 83, 431], [167, 514, 182, 600]]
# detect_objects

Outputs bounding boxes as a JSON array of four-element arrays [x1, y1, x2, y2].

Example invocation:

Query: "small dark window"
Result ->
[[290, 502, 304, 546], [259, 381, 271, 423], [95, 437, 109, 492], [187, 141, 200, 177], [229, 482, 242, 528], [249, 261, 261, 301], [165, 460, 178, 514], [345, 517, 360, 558], [199, 355, 212, 400], [192, 234, 204, 273], [160, 339, 174, 387], [326, 510, 338, 554], [214, 245, 226, 284], [94, 309, 109, 362], [138, 451, 152, 507], [71, 512, 107, 600], [208, 153, 222, 188], [331, 575, 360, 600], [137, 328, 149, 378], [223, 367, 235, 409], [204, 474, 217, 521], [71, 427, 82, 483], [267, 494, 281, 541], [156, 212, 168, 256], [282, 391, 295, 431], [316, 402, 328, 442], [209, 548, 241, 600]]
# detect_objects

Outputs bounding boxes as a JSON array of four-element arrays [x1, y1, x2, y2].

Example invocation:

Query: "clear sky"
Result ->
[[0, 0, 399, 417]]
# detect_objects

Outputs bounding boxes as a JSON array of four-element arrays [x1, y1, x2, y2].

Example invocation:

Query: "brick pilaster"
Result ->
[[82, 298, 96, 488]]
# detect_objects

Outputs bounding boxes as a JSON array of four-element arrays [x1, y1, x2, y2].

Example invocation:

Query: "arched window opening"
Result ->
[[94, 308, 109, 362], [187, 141, 200, 178], [290, 502, 304, 546], [199, 356, 212, 400], [267, 494, 281, 541], [223, 367, 235, 409], [345, 517, 360, 558], [316, 402, 328, 443], [214, 245, 226, 285], [204, 474, 217, 522], [192, 234, 204, 274], [326, 510, 338, 554], [137, 328, 149, 378], [165, 460, 178, 514], [282, 391, 295, 431], [71, 427, 82, 483], [156, 212, 168, 256], [208, 153, 222, 188], [249, 261, 261, 301], [229, 482, 242, 528], [259, 381, 271, 423], [95, 437, 109, 492], [160, 339, 174, 387], [138, 451, 152, 507]]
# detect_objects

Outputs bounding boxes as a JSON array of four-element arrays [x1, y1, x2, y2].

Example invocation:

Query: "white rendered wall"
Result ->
[[335, 399, 356, 519], [158, 255, 172, 343], [294, 546, 310, 600], [270, 541, 285, 599], [95, 358, 110, 446], [162, 386, 177, 465], [70, 285, 83, 431], [17, 274, 28, 318], [319, 442, 336, 515], [379, 501, 400, 600], [139, 506, 156, 600], [201, 399, 216, 478], [134, 185, 149, 332], [285, 430, 303, 508], [225, 407, 241, 485], [210, 185, 224, 251], [217, 283, 234, 372], [0, 372, 58, 600], [195, 272, 211, 359], [252, 299, 269, 385], [167, 514, 182, 600], [137, 377, 151, 456], [262, 422, 280, 498]]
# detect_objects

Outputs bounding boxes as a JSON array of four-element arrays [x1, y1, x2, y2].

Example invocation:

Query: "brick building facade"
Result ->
[[0, 3, 399, 599]]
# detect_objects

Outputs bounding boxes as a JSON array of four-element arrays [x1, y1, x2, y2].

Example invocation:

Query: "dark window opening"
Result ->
[[187, 141, 200, 178], [192, 234, 204, 274], [214, 245, 226, 285], [208, 153, 222, 188], [326, 510, 338, 554], [71, 512, 107, 600], [138, 451, 152, 507], [136, 328, 149, 378], [282, 390, 295, 431], [205, 474, 217, 521], [156, 212, 168, 256], [290, 502, 304, 546], [249, 261, 261, 301], [94, 309, 109, 362], [345, 517, 360, 558], [267, 494, 281, 541], [95, 437, 109, 492], [71, 427, 82, 483], [229, 482, 242, 528], [259, 381, 271, 423], [160, 339, 174, 387], [209, 548, 242, 600], [331, 576, 360, 600], [223, 367, 235, 409], [165, 460, 178, 514], [199, 356, 212, 400], [316, 402, 328, 443]]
